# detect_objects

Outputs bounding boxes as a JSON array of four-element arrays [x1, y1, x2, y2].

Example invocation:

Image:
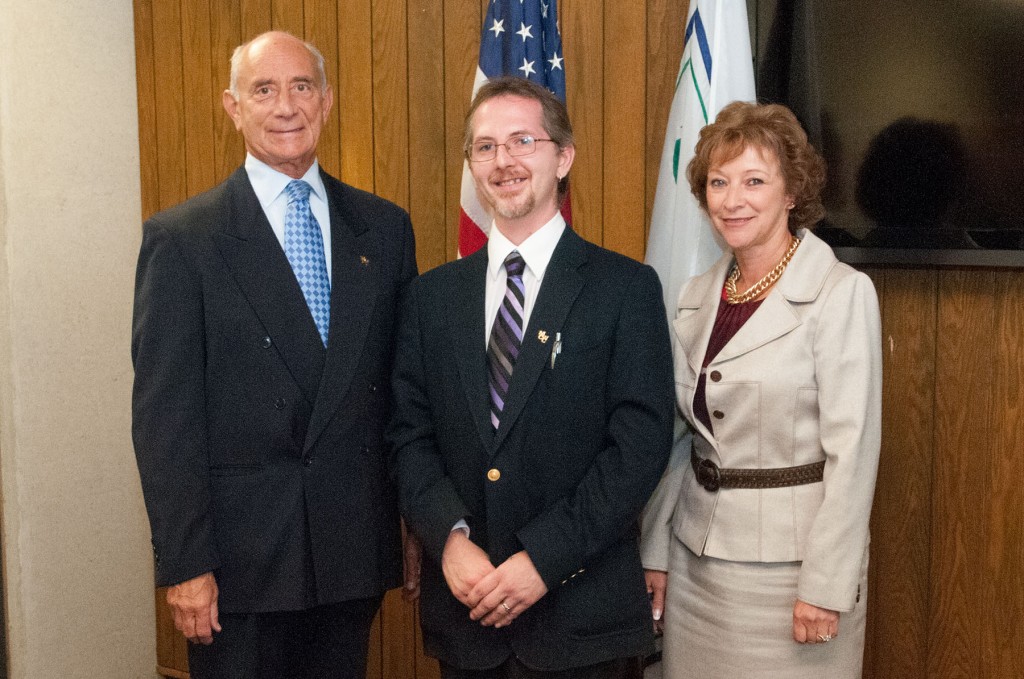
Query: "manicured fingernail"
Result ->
[[652, 609, 662, 621]]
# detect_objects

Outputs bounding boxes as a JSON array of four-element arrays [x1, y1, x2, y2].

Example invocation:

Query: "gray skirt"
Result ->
[[662, 537, 867, 679]]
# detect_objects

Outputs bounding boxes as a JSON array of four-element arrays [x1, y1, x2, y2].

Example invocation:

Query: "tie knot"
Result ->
[[503, 251, 525, 279], [285, 179, 312, 204]]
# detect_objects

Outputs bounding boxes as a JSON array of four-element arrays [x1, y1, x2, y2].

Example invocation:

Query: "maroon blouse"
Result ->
[[693, 288, 763, 433]]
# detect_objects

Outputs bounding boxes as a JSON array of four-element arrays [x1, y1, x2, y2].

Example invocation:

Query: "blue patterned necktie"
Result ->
[[284, 179, 331, 346], [487, 251, 526, 430]]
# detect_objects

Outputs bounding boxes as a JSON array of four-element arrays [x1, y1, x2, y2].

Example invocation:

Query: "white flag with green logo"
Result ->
[[646, 0, 756, 320]]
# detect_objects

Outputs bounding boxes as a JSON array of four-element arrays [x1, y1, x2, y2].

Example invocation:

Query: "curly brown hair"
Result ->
[[686, 102, 826, 232]]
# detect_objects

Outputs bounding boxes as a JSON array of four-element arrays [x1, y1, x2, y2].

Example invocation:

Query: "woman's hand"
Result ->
[[792, 599, 839, 644], [645, 569, 668, 634]]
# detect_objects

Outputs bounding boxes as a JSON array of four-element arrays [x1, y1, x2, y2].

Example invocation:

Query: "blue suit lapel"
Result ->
[[212, 168, 325, 406], [302, 172, 379, 455], [492, 229, 586, 452], [448, 250, 494, 452]]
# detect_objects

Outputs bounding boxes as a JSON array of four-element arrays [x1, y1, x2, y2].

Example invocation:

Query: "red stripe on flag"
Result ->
[[458, 208, 489, 257]]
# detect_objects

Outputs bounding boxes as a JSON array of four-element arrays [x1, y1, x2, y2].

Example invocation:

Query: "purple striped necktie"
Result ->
[[487, 251, 526, 430]]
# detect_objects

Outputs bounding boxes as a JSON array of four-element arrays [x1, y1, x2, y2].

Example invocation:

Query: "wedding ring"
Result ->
[[817, 633, 832, 643], [501, 601, 512, 614]]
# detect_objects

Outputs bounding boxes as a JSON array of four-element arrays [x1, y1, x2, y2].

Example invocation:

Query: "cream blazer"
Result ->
[[641, 230, 882, 612]]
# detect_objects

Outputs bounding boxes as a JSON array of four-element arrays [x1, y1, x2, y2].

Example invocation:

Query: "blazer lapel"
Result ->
[[212, 168, 325, 405], [713, 292, 800, 363], [674, 254, 730, 379], [447, 251, 494, 451], [492, 229, 586, 452], [712, 231, 837, 364], [303, 175, 379, 454]]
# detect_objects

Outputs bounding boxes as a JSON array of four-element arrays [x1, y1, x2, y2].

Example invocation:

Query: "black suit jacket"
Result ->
[[132, 166, 417, 613], [389, 228, 674, 670]]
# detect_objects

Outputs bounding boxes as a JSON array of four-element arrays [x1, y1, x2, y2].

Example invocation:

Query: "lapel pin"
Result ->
[[359, 255, 370, 267], [537, 330, 549, 344]]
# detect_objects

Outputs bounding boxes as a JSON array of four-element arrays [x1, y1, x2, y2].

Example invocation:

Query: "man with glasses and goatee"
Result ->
[[390, 76, 674, 679]]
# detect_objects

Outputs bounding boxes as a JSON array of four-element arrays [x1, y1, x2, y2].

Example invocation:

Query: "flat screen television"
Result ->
[[749, 0, 1024, 267]]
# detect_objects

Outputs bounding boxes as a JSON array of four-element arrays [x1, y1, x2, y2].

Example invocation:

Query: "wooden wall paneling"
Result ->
[[271, 0, 305, 38], [182, 0, 217, 196], [240, 0, 272, 47], [370, 0, 410, 209], [561, 1, 604, 246], [929, 270, 995, 678], [985, 270, 1024, 679], [211, 0, 244, 183], [338, 0, 375, 191], [601, 2, 647, 262], [863, 269, 936, 679], [407, 0, 448, 273], [151, 0, 187, 211], [380, 588, 417, 679], [306, 0, 342, 177], [644, 0, 686, 239], [441, 0, 482, 259], [134, 0, 160, 221]]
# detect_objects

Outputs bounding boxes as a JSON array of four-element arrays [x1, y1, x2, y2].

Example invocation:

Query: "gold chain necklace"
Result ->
[[725, 236, 802, 304]]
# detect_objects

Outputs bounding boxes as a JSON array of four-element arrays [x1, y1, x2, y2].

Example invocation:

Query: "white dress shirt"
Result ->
[[244, 154, 333, 282]]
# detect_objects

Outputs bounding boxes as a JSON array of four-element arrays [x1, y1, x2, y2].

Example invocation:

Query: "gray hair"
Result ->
[[228, 32, 328, 97]]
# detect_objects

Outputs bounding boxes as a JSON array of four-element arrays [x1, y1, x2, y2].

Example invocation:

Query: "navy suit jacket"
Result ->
[[389, 228, 674, 670], [132, 166, 416, 613]]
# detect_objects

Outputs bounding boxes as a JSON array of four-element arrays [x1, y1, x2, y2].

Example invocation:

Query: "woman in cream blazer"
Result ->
[[641, 102, 882, 678]]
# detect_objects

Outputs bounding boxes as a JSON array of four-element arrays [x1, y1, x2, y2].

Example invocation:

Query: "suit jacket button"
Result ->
[[712, 410, 724, 420], [261, 336, 272, 349], [368, 383, 378, 393], [303, 457, 313, 467], [274, 397, 286, 410], [487, 468, 501, 482], [709, 370, 722, 382]]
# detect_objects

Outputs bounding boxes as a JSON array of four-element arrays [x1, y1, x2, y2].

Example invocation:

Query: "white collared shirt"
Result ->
[[244, 154, 333, 282], [484, 213, 566, 346]]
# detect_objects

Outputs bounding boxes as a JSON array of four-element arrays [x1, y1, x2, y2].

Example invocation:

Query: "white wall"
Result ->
[[0, 0, 156, 676]]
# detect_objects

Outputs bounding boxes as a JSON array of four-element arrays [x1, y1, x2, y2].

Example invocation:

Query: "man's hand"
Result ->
[[645, 569, 667, 634], [402, 528, 423, 603], [166, 571, 221, 645], [792, 599, 840, 644], [467, 551, 548, 628], [441, 529, 495, 606]]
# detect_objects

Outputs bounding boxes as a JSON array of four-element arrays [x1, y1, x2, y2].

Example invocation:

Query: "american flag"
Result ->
[[458, 0, 570, 257]]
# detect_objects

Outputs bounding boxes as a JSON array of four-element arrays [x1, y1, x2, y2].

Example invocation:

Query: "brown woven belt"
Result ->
[[690, 446, 825, 492]]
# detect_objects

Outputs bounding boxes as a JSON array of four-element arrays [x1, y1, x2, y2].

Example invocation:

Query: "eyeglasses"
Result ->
[[466, 135, 557, 162]]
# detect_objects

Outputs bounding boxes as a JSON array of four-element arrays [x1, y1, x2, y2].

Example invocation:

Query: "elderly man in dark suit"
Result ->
[[132, 31, 417, 679], [390, 76, 674, 679]]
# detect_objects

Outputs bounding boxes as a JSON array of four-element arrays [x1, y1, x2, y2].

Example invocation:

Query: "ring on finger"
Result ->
[[501, 601, 512, 615], [817, 633, 832, 643]]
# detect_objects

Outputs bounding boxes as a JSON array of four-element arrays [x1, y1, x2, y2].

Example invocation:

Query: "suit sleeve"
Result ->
[[389, 278, 472, 560], [797, 271, 882, 611], [516, 265, 676, 589], [131, 219, 220, 587]]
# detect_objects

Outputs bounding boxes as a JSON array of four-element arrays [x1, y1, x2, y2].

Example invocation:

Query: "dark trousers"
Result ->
[[440, 656, 640, 679], [187, 596, 382, 679]]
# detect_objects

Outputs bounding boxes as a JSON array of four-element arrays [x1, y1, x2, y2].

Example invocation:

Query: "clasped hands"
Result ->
[[441, 530, 547, 628]]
